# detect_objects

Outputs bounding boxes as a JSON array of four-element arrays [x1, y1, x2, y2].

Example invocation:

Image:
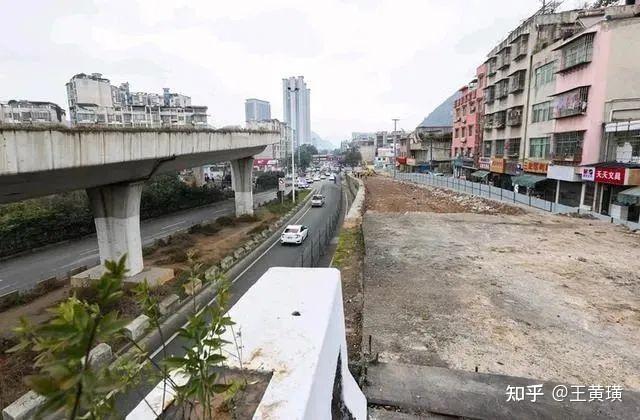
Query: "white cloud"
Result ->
[[0, 0, 575, 141]]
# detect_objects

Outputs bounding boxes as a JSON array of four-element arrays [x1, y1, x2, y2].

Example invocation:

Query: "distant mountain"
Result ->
[[311, 131, 336, 152], [418, 91, 460, 128]]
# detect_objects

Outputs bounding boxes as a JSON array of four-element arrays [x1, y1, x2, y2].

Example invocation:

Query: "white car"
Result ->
[[328, 174, 335, 181], [313, 175, 321, 181], [281, 225, 309, 245], [311, 194, 325, 207], [320, 174, 326, 180]]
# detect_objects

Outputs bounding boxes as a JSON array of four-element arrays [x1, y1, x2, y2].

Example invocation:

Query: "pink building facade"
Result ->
[[545, 14, 640, 221], [452, 64, 486, 178]]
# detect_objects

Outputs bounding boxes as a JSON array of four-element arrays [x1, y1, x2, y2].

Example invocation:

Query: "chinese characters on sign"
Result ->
[[594, 167, 626, 185], [523, 160, 549, 174], [505, 384, 623, 403], [479, 157, 491, 170], [581, 167, 595, 181]]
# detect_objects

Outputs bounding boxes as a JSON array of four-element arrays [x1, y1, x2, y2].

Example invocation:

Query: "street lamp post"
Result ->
[[287, 86, 300, 203]]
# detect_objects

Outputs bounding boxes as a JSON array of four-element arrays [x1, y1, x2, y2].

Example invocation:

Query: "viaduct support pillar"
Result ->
[[87, 181, 144, 276], [231, 157, 254, 217]]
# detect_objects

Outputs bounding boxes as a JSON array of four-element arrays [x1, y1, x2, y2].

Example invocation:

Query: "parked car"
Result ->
[[311, 194, 326, 207], [280, 225, 309, 245]]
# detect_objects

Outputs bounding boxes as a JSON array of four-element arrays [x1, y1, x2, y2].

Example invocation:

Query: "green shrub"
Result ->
[[0, 173, 228, 258]]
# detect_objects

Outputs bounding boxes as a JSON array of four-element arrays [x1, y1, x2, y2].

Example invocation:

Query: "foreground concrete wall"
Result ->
[[0, 127, 277, 203], [128, 267, 367, 419]]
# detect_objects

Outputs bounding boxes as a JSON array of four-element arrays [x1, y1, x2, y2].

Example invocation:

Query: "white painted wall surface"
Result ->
[[128, 267, 367, 419]]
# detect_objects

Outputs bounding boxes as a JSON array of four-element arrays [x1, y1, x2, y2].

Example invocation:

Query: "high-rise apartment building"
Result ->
[[282, 76, 311, 148], [0, 100, 66, 125], [245, 98, 271, 123], [66, 73, 208, 127]]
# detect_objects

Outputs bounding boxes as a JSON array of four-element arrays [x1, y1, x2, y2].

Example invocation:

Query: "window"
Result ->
[[467, 147, 473, 157], [462, 105, 467, 116], [494, 139, 505, 157], [494, 111, 506, 128], [553, 131, 584, 161], [483, 141, 492, 157], [461, 127, 466, 137], [454, 147, 459, 156], [606, 129, 640, 163], [553, 86, 589, 118], [531, 101, 553, 123], [497, 79, 509, 99], [507, 138, 521, 157], [534, 61, 556, 87], [561, 33, 595, 70], [455, 128, 459, 138], [529, 137, 551, 159], [468, 125, 474, 136]]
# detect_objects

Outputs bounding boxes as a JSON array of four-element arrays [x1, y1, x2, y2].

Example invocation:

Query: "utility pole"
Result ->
[[392, 118, 400, 178]]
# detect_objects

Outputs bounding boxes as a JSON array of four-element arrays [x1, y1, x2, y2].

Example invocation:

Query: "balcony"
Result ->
[[484, 86, 495, 104], [552, 86, 589, 119], [497, 47, 511, 70], [506, 107, 523, 126], [509, 70, 526, 94], [487, 57, 497, 76], [511, 34, 529, 61], [558, 32, 595, 73], [496, 81, 509, 100], [493, 112, 506, 129]]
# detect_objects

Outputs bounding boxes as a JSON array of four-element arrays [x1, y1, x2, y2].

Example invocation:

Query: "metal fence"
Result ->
[[393, 171, 640, 230], [298, 198, 343, 268]]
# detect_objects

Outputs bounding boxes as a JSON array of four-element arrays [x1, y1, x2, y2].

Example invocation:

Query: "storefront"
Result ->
[[453, 156, 476, 179], [587, 162, 640, 221], [520, 159, 555, 200], [489, 158, 518, 190], [547, 164, 582, 207]]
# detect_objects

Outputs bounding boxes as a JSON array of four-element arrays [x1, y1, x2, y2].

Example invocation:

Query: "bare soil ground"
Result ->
[[365, 176, 524, 215], [362, 175, 640, 390]]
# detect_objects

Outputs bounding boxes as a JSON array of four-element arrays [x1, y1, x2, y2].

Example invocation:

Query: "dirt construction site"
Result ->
[[361, 176, 640, 391]]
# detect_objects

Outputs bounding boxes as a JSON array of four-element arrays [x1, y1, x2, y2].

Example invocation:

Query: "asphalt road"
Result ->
[[119, 176, 344, 416], [0, 190, 278, 295]]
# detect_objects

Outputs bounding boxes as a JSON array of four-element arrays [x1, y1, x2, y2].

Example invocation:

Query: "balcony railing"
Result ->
[[553, 86, 589, 119], [506, 107, 523, 126]]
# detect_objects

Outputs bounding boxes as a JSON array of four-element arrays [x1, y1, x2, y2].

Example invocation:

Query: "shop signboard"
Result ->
[[406, 158, 417, 166], [478, 157, 491, 170], [523, 160, 549, 174], [396, 156, 407, 164], [594, 167, 626, 185], [581, 167, 595, 181], [278, 178, 286, 191], [490, 158, 505, 174]]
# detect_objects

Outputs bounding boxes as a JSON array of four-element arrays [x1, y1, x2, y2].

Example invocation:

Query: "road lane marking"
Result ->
[[160, 221, 185, 230], [79, 248, 98, 256]]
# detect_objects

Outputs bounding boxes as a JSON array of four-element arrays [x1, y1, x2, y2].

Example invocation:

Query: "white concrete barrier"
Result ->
[[128, 267, 367, 419]]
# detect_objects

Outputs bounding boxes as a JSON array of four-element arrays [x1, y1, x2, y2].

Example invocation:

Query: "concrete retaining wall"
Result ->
[[344, 174, 365, 228]]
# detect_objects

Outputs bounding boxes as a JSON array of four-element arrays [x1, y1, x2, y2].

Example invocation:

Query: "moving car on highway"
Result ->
[[280, 225, 309, 245], [311, 194, 326, 207]]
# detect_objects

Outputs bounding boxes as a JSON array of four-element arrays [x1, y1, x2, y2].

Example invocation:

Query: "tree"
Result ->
[[295, 144, 318, 170], [343, 148, 362, 167]]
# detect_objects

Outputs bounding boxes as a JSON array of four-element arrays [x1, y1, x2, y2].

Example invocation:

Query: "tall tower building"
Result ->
[[282, 76, 311, 148], [245, 98, 271, 122]]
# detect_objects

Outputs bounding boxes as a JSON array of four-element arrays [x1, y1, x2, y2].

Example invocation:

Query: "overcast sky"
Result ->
[[1, 0, 589, 145]]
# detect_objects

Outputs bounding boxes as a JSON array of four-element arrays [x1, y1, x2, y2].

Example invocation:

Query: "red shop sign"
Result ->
[[594, 167, 626, 185]]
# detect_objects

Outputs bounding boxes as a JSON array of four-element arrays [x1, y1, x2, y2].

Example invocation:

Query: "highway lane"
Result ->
[[0, 190, 278, 295], [118, 176, 344, 415]]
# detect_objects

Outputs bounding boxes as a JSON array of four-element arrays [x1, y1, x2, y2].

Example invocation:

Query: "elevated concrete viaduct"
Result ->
[[0, 126, 278, 278]]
